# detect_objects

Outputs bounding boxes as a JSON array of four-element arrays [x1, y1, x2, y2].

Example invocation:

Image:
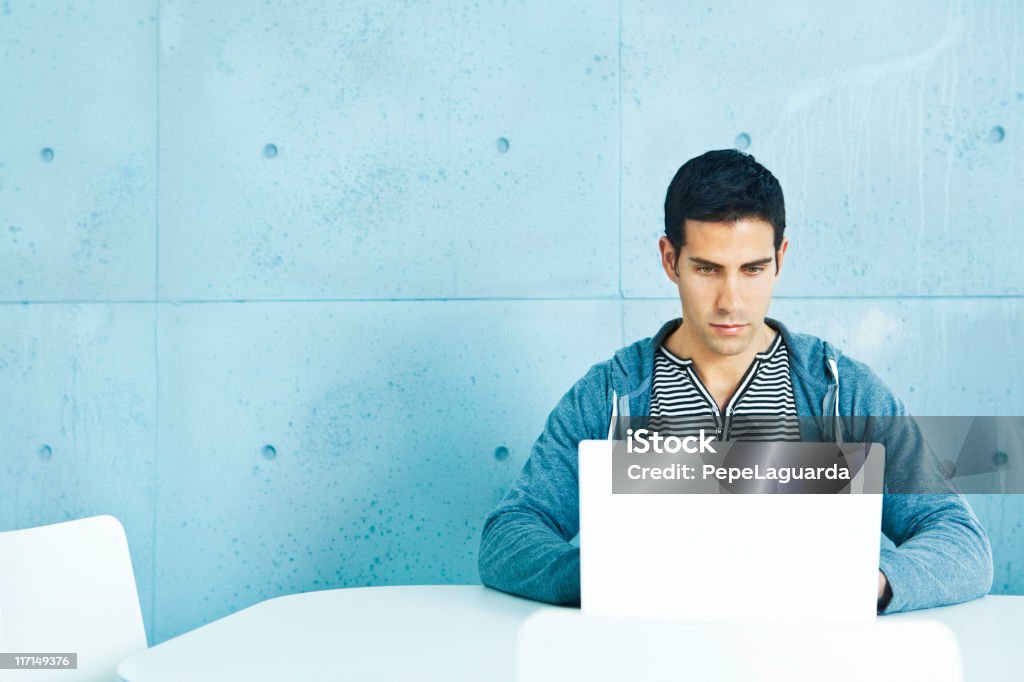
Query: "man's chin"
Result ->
[[705, 333, 754, 357]]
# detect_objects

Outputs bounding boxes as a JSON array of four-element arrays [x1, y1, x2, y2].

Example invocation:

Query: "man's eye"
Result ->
[[744, 266, 765, 274], [697, 266, 716, 274]]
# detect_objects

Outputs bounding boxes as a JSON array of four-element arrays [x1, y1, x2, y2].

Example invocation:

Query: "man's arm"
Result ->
[[477, 363, 610, 605], [844, 359, 994, 613], [878, 491, 992, 613]]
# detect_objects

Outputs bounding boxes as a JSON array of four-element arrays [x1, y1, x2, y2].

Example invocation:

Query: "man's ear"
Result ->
[[775, 238, 789, 276], [659, 236, 680, 283]]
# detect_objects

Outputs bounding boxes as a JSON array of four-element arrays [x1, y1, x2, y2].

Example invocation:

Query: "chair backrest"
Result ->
[[517, 609, 963, 682], [0, 515, 147, 681]]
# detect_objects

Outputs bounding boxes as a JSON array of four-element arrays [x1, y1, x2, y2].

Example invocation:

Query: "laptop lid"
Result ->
[[578, 439, 885, 623]]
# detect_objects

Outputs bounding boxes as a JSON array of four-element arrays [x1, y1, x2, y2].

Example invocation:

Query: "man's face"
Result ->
[[659, 218, 787, 357]]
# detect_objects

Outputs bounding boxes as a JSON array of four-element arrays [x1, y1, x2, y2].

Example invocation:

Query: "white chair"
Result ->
[[0, 515, 147, 681], [516, 609, 963, 682]]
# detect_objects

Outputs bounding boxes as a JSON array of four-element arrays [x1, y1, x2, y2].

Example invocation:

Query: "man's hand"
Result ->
[[877, 570, 892, 611]]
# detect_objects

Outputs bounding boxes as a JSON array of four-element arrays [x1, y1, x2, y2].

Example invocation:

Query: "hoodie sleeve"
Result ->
[[477, 362, 611, 605], [878, 492, 993, 613], [841, 357, 994, 613]]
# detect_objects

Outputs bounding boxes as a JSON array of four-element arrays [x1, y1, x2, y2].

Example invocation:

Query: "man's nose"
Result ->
[[716, 274, 741, 313]]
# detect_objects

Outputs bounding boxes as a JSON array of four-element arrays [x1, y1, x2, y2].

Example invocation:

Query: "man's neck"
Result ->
[[664, 320, 776, 389]]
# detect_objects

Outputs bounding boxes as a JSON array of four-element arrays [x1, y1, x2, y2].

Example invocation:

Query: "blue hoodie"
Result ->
[[478, 317, 993, 613]]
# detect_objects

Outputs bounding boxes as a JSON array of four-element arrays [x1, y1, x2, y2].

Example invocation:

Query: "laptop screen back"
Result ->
[[578, 439, 885, 623]]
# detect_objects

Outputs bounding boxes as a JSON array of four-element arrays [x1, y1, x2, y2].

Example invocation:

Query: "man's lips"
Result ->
[[710, 323, 748, 336]]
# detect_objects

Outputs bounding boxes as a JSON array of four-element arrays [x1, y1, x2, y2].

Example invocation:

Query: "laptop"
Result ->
[[578, 439, 886, 623]]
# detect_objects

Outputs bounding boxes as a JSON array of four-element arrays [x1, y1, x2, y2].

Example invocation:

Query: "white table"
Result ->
[[117, 586, 1023, 682], [118, 586, 547, 681], [887, 595, 1023, 682]]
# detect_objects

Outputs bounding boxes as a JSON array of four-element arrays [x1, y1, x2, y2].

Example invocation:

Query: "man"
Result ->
[[478, 149, 993, 613]]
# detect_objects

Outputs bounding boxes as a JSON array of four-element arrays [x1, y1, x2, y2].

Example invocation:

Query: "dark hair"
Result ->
[[663, 149, 786, 271]]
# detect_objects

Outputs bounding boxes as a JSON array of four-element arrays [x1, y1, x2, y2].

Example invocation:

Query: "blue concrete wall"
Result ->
[[1, 1, 1020, 644]]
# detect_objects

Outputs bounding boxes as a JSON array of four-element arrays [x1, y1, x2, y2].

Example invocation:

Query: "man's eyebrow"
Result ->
[[687, 256, 774, 268], [687, 257, 724, 268]]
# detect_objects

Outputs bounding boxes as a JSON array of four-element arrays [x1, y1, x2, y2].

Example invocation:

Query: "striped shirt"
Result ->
[[648, 330, 801, 441]]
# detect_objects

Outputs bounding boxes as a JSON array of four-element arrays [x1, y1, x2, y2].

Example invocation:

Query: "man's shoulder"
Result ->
[[773, 318, 907, 416], [566, 318, 679, 407], [609, 318, 682, 374], [836, 352, 908, 416]]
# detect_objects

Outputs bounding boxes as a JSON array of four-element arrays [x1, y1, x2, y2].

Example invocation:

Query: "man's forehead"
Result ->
[[680, 218, 776, 260]]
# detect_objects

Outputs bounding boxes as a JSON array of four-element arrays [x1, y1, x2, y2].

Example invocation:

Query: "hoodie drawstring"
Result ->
[[607, 390, 618, 440], [827, 357, 843, 447]]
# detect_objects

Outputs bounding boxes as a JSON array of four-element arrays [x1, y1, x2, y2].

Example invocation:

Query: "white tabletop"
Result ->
[[118, 585, 551, 682], [887, 595, 1024, 682], [118, 586, 1023, 682]]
